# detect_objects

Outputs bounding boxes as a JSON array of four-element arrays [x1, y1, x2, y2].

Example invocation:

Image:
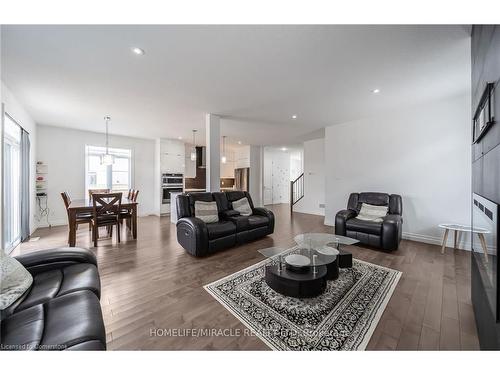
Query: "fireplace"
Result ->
[[472, 193, 499, 321]]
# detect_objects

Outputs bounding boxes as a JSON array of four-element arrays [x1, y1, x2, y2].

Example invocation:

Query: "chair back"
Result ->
[[61, 191, 71, 209], [89, 189, 110, 201], [127, 189, 133, 199], [347, 192, 402, 215], [131, 189, 140, 202], [92, 192, 122, 218]]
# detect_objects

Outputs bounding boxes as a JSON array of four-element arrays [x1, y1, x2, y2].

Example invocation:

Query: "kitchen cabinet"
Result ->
[[235, 145, 250, 169], [221, 150, 235, 178], [184, 143, 196, 178], [160, 139, 185, 173], [221, 160, 235, 178]]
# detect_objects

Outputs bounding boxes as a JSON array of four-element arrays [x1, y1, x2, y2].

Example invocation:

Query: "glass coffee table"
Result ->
[[258, 233, 359, 298]]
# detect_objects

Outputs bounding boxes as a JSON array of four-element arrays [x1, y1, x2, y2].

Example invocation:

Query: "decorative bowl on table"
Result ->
[[285, 254, 311, 273]]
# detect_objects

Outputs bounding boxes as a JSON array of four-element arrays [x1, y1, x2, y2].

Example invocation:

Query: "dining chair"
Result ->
[[61, 192, 92, 243], [88, 188, 110, 201], [120, 189, 139, 232], [91, 192, 122, 247]]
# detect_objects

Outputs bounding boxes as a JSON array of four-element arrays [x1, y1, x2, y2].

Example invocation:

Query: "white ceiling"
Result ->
[[1, 25, 470, 146]]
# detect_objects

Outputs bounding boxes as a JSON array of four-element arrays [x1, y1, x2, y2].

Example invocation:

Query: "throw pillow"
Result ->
[[232, 197, 252, 216], [194, 201, 219, 223], [357, 203, 388, 222], [0, 251, 33, 310]]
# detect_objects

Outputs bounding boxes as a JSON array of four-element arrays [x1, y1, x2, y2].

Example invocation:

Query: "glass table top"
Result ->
[[294, 233, 360, 247], [258, 233, 359, 267]]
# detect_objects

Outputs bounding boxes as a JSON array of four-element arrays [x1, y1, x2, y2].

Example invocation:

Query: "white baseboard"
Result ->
[[324, 218, 334, 227], [35, 218, 67, 228], [323, 222, 472, 251], [402, 232, 471, 251]]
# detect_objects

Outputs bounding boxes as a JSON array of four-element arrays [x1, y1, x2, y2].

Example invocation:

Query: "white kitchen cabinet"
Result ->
[[184, 143, 196, 178], [221, 150, 235, 178], [160, 139, 185, 173], [235, 145, 250, 169]]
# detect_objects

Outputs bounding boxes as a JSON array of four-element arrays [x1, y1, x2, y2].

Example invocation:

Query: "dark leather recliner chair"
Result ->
[[176, 191, 275, 256], [0, 248, 106, 351], [335, 192, 403, 251]]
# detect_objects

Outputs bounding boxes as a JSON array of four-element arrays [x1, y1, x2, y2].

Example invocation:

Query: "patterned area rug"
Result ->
[[204, 248, 401, 350]]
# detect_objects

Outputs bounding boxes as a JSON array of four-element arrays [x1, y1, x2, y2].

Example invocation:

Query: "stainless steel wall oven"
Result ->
[[162, 173, 183, 204]]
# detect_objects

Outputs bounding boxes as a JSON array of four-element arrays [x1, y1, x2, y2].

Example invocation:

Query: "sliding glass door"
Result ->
[[3, 114, 22, 251]]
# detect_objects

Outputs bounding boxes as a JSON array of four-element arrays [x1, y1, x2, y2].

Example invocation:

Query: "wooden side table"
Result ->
[[438, 224, 490, 260]]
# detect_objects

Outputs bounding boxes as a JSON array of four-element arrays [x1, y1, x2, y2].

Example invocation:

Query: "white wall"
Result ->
[[249, 145, 263, 206], [1, 82, 38, 238], [324, 94, 472, 249], [37, 125, 156, 227], [293, 138, 325, 216]]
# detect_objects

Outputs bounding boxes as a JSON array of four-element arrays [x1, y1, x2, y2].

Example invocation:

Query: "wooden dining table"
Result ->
[[66, 197, 138, 247]]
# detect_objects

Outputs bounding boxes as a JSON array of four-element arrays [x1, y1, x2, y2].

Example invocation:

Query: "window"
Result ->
[[3, 114, 22, 251], [85, 145, 132, 193]]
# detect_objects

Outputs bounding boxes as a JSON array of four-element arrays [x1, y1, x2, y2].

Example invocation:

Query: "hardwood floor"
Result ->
[[20, 204, 479, 350]]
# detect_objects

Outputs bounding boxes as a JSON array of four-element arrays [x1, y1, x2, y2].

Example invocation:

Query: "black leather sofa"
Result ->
[[335, 192, 403, 251], [0, 247, 106, 351], [176, 191, 275, 256]]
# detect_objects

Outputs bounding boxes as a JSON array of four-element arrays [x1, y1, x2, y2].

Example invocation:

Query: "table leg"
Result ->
[[441, 229, 449, 254], [132, 205, 138, 239], [454, 230, 458, 249], [69, 210, 77, 247], [478, 233, 489, 263]]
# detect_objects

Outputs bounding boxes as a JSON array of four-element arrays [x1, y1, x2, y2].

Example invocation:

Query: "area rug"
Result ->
[[204, 247, 401, 350]]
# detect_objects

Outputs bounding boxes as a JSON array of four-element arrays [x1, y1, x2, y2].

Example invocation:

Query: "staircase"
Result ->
[[290, 173, 304, 214]]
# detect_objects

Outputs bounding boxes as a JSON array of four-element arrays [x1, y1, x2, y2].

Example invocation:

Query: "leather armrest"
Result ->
[[252, 207, 273, 217], [381, 214, 403, 251], [177, 216, 208, 232], [335, 209, 357, 236], [221, 210, 240, 219], [15, 247, 97, 275], [176, 217, 209, 256], [382, 214, 402, 225], [336, 209, 357, 221], [252, 207, 275, 232]]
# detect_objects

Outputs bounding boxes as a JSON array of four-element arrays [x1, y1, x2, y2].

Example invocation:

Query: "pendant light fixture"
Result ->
[[221, 135, 227, 164], [101, 115, 114, 165], [190, 130, 197, 161]]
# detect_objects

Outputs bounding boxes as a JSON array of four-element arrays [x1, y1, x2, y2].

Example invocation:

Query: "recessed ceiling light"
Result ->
[[372, 88, 380, 94], [292, 115, 297, 119], [238, 141, 242, 145], [281, 147, 288, 151], [178, 136, 183, 140], [131, 47, 145, 55]]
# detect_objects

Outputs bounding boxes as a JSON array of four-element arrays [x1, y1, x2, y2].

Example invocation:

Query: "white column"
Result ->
[[249, 145, 263, 206], [205, 114, 220, 192]]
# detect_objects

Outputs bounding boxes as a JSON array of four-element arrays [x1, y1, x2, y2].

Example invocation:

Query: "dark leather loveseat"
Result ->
[[0, 247, 106, 351], [335, 192, 403, 251], [176, 191, 275, 256]]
